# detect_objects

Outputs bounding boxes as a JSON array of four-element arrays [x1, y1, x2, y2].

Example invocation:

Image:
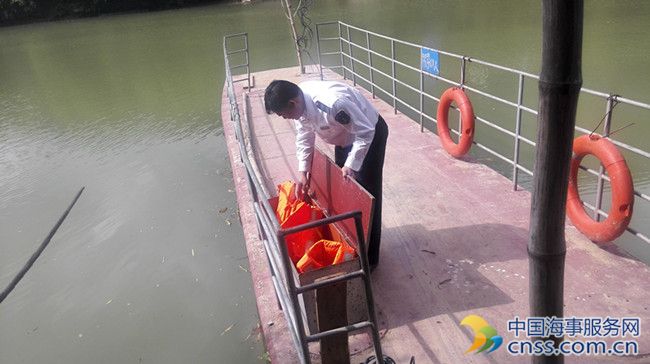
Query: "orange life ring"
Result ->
[[567, 134, 634, 243], [436, 87, 475, 157]]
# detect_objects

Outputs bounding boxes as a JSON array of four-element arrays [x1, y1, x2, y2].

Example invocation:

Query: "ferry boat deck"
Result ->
[[220, 66, 650, 363]]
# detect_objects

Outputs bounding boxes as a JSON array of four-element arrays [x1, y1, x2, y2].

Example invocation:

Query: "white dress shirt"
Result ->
[[295, 81, 379, 172]]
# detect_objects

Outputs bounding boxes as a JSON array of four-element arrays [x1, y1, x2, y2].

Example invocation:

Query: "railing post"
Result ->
[[419, 69, 424, 132], [316, 24, 323, 80], [460, 56, 467, 86], [348, 26, 356, 86], [513, 74, 525, 190], [594, 96, 614, 221], [278, 233, 311, 363], [338, 22, 345, 80], [366, 31, 375, 98], [244, 33, 251, 89], [391, 39, 397, 114], [352, 214, 384, 363], [458, 56, 468, 133]]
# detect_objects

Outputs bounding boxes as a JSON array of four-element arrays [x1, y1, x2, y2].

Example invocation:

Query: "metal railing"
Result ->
[[223, 33, 384, 364], [315, 21, 650, 247], [224, 33, 251, 90]]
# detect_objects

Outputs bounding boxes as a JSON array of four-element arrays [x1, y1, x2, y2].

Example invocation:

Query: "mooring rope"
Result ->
[[589, 96, 620, 137], [0, 187, 85, 304], [364, 355, 400, 364]]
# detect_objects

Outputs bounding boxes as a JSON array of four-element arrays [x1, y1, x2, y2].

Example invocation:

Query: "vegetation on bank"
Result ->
[[0, 0, 231, 26]]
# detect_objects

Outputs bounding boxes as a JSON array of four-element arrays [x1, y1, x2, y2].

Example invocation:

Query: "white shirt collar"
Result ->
[[300, 91, 317, 122]]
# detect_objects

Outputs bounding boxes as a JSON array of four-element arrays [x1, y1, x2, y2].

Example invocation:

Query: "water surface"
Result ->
[[1, 1, 649, 363]]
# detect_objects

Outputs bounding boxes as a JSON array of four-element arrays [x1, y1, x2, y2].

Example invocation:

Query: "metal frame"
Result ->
[[224, 33, 384, 364], [314, 21, 650, 247], [224, 33, 251, 89]]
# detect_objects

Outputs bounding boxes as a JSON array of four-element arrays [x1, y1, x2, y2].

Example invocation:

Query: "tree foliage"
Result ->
[[0, 0, 226, 26]]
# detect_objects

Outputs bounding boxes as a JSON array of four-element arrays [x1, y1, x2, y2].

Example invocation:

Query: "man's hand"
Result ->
[[295, 171, 311, 200], [342, 166, 359, 181]]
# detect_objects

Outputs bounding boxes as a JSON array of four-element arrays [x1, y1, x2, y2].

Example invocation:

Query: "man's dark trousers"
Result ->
[[334, 115, 388, 267]]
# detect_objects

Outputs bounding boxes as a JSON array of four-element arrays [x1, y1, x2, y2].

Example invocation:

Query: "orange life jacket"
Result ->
[[275, 181, 357, 272], [276, 181, 328, 264], [296, 239, 357, 273]]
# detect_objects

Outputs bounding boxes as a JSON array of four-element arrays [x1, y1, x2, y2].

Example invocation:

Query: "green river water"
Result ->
[[1, 1, 649, 363]]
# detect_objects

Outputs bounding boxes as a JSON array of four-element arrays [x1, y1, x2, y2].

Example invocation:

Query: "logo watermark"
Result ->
[[459, 315, 640, 357], [461, 314, 503, 353], [506, 316, 640, 356]]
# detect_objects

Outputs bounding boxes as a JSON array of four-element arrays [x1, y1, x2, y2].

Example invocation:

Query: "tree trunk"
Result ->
[[283, 0, 304, 74], [529, 1, 583, 363]]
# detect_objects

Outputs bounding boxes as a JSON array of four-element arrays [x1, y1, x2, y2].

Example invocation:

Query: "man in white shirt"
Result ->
[[264, 79, 388, 269]]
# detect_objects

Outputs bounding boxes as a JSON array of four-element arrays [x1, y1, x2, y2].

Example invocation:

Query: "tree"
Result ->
[[279, 0, 304, 74]]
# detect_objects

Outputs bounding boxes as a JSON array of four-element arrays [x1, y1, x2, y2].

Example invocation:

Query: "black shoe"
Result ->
[[369, 264, 378, 273]]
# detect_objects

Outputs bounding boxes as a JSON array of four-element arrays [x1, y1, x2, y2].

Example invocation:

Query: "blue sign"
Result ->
[[421, 48, 440, 76]]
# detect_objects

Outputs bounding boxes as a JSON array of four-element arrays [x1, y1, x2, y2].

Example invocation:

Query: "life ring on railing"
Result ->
[[436, 87, 475, 158], [566, 134, 634, 243]]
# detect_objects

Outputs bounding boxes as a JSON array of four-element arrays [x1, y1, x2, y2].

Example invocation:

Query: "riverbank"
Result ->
[[0, 0, 240, 27]]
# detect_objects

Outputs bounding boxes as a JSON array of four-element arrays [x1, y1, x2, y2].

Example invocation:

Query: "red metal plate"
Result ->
[[309, 148, 375, 252]]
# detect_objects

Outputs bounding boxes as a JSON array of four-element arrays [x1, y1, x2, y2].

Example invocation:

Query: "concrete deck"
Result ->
[[221, 66, 650, 363]]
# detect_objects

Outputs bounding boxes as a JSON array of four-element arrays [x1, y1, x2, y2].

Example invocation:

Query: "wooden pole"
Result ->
[[529, 1, 583, 363], [317, 282, 350, 364], [282, 0, 305, 74]]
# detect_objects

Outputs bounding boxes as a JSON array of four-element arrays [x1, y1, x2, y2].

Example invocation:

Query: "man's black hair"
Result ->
[[264, 80, 301, 114]]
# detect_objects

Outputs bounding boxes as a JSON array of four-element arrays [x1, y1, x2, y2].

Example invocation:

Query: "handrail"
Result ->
[[224, 33, 311, 361], [316, 21, 650, 247]]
